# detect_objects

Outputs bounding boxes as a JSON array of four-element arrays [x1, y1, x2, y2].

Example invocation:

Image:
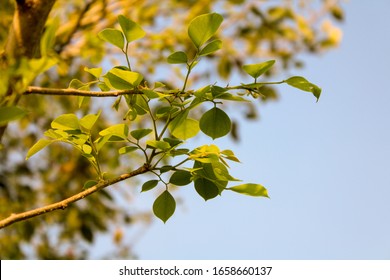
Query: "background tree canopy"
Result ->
[[0, 0, 343, 259]]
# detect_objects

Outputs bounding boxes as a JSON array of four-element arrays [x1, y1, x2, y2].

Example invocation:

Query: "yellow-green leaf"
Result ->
[[227, 183, 269, 198], [98, 28, 125, 49], [242, 60, 275, 79], [118, 15, 145, 42], [26, 139, 53, 159], [188, 13, 223, 48]]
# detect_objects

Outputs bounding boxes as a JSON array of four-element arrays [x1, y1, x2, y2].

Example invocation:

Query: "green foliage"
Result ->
[[199, 107, 232, 139], [227, 183, 269, 198], [167, 51, 188, 64], [23, 13, 322, 225], [242, 60, 275, 80], [188, 13, 223, 49], [98, 29, 125, 49], [285, 76, 322, 101], [118, 15, 146, 43], [153, 190, 176, 223], [0, 0, 343, 259]]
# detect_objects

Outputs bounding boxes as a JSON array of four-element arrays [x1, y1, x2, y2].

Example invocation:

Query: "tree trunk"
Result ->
[[0, 0, 56, 142]]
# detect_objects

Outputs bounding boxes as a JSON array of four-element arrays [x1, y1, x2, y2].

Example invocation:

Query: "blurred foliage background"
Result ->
[[0, 0, 343, 259]]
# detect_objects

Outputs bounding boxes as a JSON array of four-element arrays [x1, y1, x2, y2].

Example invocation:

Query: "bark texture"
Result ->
[[0, 0, 56, 142]]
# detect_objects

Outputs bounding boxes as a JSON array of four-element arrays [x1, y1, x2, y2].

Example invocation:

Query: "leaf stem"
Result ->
[[123, 42, 132, 71]]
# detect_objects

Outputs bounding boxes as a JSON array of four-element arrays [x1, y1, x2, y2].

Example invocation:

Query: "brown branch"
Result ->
[[24, 86, 144, 97], [0, 164, 150, 229], [56, 1, 97, 54]]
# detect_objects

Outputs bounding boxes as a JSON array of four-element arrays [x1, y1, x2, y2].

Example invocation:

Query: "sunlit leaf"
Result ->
[[227, 183, 269, 198], [104, 68, 143, 90], [285, 76, 322, 101], [171, 118, 199, 140], [80, 112, 100, 132], [26, 139, 53, 159], [98, 28, 125, 49], [99, 124, 128, 141], [84, 67, 102, 78], [243, 60, 275, 79], [167, 51, 188, 64], [146, 140, 170, 151], [68, 79, 85, 89], [169, 110, 200, 140], [51, 114, 80, 131], [199, 39, 222, 56], [153, 190, 176, 223], [188, 13, 223, 48], [118, 15, 146, 42]]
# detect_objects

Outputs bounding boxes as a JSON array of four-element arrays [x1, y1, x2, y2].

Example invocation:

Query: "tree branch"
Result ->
[[24, 86, 144, 97], [0, 164, 150, 229]]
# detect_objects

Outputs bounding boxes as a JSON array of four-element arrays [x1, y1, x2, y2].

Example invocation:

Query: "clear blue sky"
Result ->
[[98, 1, 390, 259]]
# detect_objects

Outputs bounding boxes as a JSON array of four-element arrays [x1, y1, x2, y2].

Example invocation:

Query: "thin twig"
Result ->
[[0, 164, 150, 229]]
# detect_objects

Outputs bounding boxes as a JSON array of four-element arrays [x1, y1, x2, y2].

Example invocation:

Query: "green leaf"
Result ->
[[153, 190, 176, 223], [156, 106, 179, 119], [199, 39, 222, 56], [193, 161, 228, 194], [84, 67, 102, 78], [163, 138, 183, 148], [242, 60, 275, 79], [188, 13, 223, 48], [118, 146, 138, 155], [118, 15, 146, 42], [98, 82, 111, 92], [169, 170, 192, 186], [167, 51, 188, 64], [169, 111, 200, 140], [141, 180, 159, 192], [104, 68, 143, 90], [26, 139, 53, 159], [199, 107, 231, 139], [51, 114, 80, 131], [98, 28, 125, 49], [285, 76, 322, 101], [146, 140, 170, 151], [221, 149, 240, 162], [171, 118, 200, 140], [82, 144, 92, 154], [227, 183, 269, 198], [99, 124, 128, 141], [83, 180, 98, 189], [80, 112, 100, 132], [160, 165, 173, 173], [68, 79, 85, 89], [130, 128, 153, 140], [0, 106, 26, 126], [194, 178, 219, 201]]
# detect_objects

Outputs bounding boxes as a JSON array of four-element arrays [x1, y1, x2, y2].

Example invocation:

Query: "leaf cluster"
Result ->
[[25, 13, 320, 223]]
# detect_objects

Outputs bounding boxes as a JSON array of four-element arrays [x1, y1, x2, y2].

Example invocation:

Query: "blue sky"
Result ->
[[101, 1, 390, 259]]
